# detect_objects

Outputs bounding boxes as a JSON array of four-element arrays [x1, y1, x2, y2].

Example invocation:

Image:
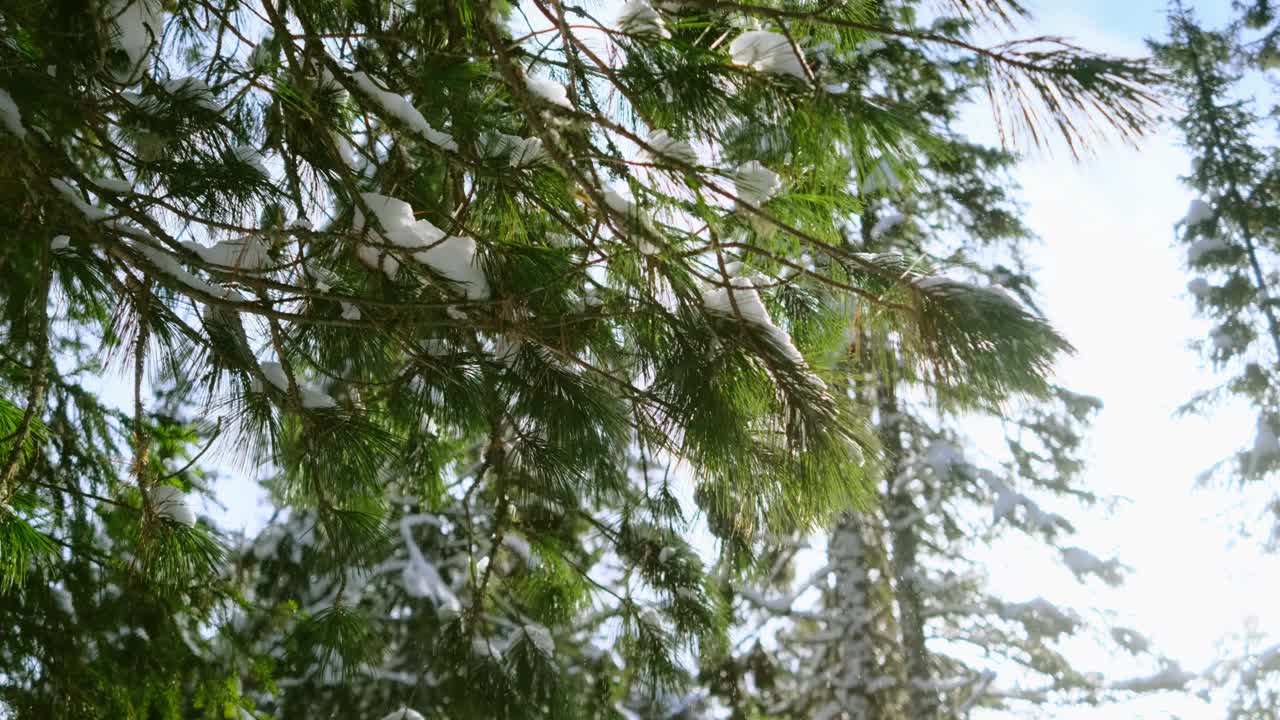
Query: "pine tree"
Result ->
[[0, 0, 1157, 717], [701, 2, 1188, 717], [1155, 1, 1280, 510], [1155, 3, 1280, 716]]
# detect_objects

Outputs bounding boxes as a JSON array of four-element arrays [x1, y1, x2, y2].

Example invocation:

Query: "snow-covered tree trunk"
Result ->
[[825, 511, 907, 720], [880, 379, 940, 720]]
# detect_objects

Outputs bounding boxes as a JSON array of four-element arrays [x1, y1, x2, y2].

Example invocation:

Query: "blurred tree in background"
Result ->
[[1158, 1, 1280, 716]]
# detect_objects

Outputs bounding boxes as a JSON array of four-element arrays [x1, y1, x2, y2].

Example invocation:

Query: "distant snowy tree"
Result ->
[[1156, 2, 1280, 715], [1156, 2, 1280, 519], [700, 3, 1184, 718]]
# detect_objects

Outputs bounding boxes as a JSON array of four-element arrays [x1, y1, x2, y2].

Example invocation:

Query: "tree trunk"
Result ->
[[880, 378, 940, 720], [826, 511, 908, 720]]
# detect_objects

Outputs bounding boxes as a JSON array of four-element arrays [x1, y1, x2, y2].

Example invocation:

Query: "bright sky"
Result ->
[[967, 1, 1280, 717]]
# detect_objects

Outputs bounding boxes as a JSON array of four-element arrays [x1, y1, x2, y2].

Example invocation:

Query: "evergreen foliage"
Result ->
[[1156, 2, 1280, 715], [1156, 1, 1280, 519], [0, 0, 1156, 717], [686, 4, 1188, 717]]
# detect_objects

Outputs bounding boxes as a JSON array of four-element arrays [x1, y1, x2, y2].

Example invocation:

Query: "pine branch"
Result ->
[[693, 0, 1162, 155], [1, 248, 52, 507], [130, 280, 152, 486]]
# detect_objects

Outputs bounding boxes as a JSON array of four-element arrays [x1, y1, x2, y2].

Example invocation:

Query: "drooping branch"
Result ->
[[691, 0, 1163, 156]]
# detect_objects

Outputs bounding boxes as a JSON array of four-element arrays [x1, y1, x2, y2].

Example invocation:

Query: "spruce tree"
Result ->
[[1155, 2, 1280, 716], [0, 0, 1157, 717], [1155, 0, 1280, 512]]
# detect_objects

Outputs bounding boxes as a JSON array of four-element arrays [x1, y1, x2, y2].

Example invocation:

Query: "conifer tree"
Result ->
[[700, 2, 1188, 718], [1155, 2, 1280, 715], [1155, 0, 1280, 518], [0, 0, 1157, 717]]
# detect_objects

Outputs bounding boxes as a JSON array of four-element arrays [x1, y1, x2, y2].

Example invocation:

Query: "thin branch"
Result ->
[[1, 248, 53, 506]]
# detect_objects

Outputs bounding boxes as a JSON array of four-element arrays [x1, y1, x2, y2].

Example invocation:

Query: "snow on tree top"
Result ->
[[613, 703, 644, 720], [162, 76, 220, 111], [90, 176, 133, 194], [1110, 627, 1152, 655], [729, 30, 808, 80], [107, 0, 163, 84], [603, 187, 636, 217], [0, 89, 27, 139], [601, 187, 659, 255], [387, 219, 444, 250], [508, 137, 547, 167], [129, 241, 248, 303], [252, 361, 337, 409], [354, 192, 489, 298], [306, 263, 340, 292], [401, 556, 459, 614], [1211, 325, 1244, 352], [1184, 197, 1213, 226], [616, 1, 672, 38], [1241, 644, 1280, 686], [1001, 596, 1080, 640], [1187, 235, 1228, 264], [258, 361, 290, 392], [525, 74, 572, 109], [120, 90, 162, 114], [50, 178, 108, 221], [1252, 415, 1280, 460], [412, 235, 491, 301], [703, 277, 772, 326], [734, 161, 782, 206], [478, 131, 522, 158], [478, 132, 547, 167], [182, 236, 270, 272], [351, 72, 457, 151], [354, 192, 416, 233], [299, 386, 336, 409], [148, 485, 196, 527], [703, 277, 810, 369], [645, 129, 698, 166], [1060, 546, 1126, 586]]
